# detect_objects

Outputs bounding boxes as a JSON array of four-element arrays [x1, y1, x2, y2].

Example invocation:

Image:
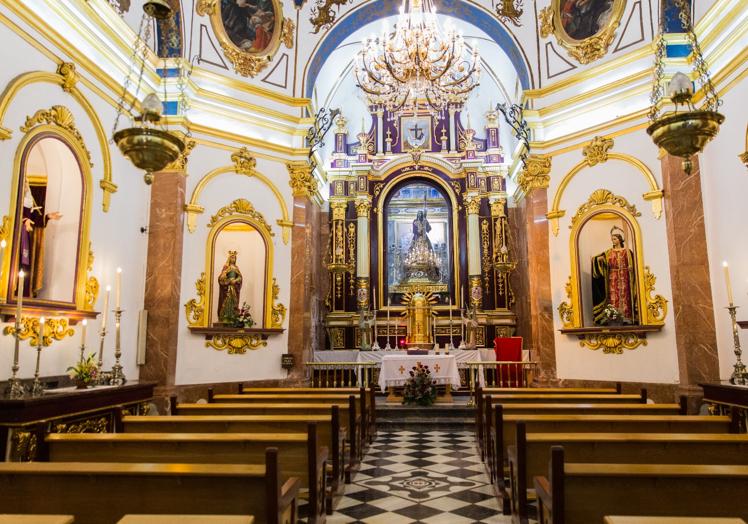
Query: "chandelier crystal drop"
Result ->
[[354, 0, 481, 119]]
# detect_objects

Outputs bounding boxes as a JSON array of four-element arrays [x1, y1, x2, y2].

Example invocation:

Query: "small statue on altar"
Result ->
[[461, 305, 479, 349], [218, 250, 243, 325], [359, 308, 375, 350], [402, 210, 441, 283]]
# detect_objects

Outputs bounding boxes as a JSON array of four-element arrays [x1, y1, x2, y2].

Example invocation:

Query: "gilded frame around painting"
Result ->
[[196, 0, 294, 78], [540, 0, 626, 64]]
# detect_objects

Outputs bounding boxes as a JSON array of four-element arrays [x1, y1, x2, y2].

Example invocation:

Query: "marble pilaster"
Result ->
[[140, 169, 186, 397], [661, 153, 720, 410], [508, 203, 532, 348]]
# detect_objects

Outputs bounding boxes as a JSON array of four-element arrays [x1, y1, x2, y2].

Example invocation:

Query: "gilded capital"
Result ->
[[583, 136, 614, 166], [517, 155, 552, 196], [355, 198, 372, 218], [286, 161, 318, 198], [232, 147, 257, 175], [465, 195, 481, 215], [166, 132, 196, 171], [490, 198, 507, 217], [330, 200, 348, 221]]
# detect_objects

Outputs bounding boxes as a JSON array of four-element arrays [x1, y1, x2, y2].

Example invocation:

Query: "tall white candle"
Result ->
[[115, 267, 122, 309], [81, 319, 87, 345], [102, 285, 111, 329], [16, 270, 24, 322], [373, 286, 376, 311], [723, 261, 735, 305], [38, 316, 45, 339]]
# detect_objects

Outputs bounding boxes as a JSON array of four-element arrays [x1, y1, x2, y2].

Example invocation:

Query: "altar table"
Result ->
[[378, 354, 461, 392]]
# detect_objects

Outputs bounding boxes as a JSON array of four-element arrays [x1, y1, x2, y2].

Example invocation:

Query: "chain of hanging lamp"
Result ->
[[648, 0, 720, 121], [354, 0, 480, 119]]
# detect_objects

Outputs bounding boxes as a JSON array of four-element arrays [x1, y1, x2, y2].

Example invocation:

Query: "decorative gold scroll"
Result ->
[[206, 334, 267, 354], [3, 317, 75, 347]]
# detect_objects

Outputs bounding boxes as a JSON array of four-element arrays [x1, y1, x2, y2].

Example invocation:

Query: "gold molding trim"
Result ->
[[196, 0, 292, 78], [558, 275, 574, 329], [208, 198, 275, 236], [53, 416, 108, 434], [3, 317, 75, 347], [580, 332, 647, 354], [0, 63, 116, 211], [21, 105, 92, 165], [541, 0, 625, 65], [643, 266, 668, 325], [569, 189, 640, 227], [516, 155, 552, 197], [207, 333, 268, 354], [271, 277, 287, 329], [547, 143, 663, 236], [185, 272, 206, 328], [84, 242, 99, 311], [185, 148, 291, 243]]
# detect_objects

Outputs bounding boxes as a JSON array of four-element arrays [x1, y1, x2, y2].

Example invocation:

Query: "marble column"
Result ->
[[140, 168, 186, 397], [355, 198, 372, 310], [465, 195, 482, 308], [287, 162, 321, 382], [661, 153, 720, 410], [526, 188, 557, 383]]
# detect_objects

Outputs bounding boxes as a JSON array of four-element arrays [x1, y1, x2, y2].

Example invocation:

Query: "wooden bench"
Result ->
[[122, 413, 346, 508], [487, 405, 734, 498], [45, 424, 327, 524], [118, 517, 254, 524], [508, 425, 748, 522], [0, 517, 74, 524], [0, 448, 299, 524], [534, 447, 748, 524], [604, 517, 746, 524]]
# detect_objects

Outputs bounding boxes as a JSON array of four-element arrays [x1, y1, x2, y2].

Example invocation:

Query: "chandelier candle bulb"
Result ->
[[723, 261, 734, 305]]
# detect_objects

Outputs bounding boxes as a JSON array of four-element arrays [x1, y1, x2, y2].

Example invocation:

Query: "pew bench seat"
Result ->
[[118, 516, 255, 524], [0, 517, 74, 524], [604, 518, 746, 524]]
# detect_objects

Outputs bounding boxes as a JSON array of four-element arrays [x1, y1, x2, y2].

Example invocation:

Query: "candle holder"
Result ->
[[5, 326, 25, 399], [96, 322, 108, 386], [727, 305, 747, 385], [110, 308, 126, 386], [30, 323, 46, 397], [79, 340, 86, 365]]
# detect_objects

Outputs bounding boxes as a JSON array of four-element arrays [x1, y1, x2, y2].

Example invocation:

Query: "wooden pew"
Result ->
[[474, 384, 623, 456], [118, 517, 254, 524], [534, 447, 748, 524], [487, 405, 735, 504], [604, 518, 746, 524], [0, 517, 74, 524], [122, 413, 345, 510], [508, 424, 748, 522], [0, 448, 299, 524], [172, 400, 360, 470], [45, 423, 327, 524]]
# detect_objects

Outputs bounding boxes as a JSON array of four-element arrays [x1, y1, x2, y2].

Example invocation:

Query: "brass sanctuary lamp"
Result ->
[[111, 0, 185, 184], [646, 0, 723, 175]]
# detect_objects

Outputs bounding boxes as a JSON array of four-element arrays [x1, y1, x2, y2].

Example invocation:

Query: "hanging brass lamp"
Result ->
[[646, 0, 723, 175]]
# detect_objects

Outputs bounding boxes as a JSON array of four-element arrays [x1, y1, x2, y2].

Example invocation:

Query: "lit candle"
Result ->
[[373, 286, 377, 311], [81, 319, 87, 345], [115, 267, 122, 309], [723, 261, 735, 305], [39, 316, 45, 339], [102, 285, 111, 329], [15, 270, 24, 323]]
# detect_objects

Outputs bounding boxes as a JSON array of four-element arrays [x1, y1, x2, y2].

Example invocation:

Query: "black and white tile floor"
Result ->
[[326, 430, 511, 523]]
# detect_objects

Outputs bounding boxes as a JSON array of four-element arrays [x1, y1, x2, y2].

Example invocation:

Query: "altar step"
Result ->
[[375, 396, 475, 431]]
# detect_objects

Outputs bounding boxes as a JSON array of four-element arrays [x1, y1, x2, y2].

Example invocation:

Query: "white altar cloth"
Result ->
[[378, 354, 461, 392]]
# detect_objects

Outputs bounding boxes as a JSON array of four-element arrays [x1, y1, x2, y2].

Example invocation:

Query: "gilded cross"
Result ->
[[399, 365, 406, 374], [434, 364, 441, 373]]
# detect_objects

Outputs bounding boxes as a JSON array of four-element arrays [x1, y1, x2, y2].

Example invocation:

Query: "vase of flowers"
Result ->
[[233, 302, 255, 329], [402, 362, 437, 406], [601, 304, 623, 326], [67, 354, 98, 389]]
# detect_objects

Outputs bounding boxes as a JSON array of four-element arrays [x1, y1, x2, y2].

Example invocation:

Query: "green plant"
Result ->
[[402, 362, 437, 406], [233, 302, 255, 328], [67, 353, 98, 385]]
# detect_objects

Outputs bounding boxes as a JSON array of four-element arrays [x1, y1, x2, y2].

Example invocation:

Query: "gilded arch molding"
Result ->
[[546, 136, 663, 236], [184, 148, 292, 243], [0, 63, 117, 211]]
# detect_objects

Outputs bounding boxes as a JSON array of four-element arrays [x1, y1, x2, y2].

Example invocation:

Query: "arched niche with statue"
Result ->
[[184, 198, 286, 355], [558, 189, 668, 354]]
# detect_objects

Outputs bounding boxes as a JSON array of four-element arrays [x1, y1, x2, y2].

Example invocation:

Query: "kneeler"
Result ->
[[493, 336, 523, 387]]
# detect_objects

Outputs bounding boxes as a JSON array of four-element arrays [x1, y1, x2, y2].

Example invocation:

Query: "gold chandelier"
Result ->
[[354, 0, 480, 119], [646, 0, 723, 175]]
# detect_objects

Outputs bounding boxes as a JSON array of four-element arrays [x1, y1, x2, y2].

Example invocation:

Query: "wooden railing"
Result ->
[[305, 361, 378, 388], [465, 361, 538, 404]]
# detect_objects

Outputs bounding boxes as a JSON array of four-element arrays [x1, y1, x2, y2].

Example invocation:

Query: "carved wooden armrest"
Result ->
[[279, 476, 302, 509], [533, 475, 552, 512]]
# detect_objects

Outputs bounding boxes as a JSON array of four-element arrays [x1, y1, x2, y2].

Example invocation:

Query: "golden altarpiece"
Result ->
[[323, 108, 517, 349]]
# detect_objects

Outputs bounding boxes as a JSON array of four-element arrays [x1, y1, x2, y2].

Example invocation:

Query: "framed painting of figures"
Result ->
[[197, 0, 294, 77], [540, 0, 625, 64]]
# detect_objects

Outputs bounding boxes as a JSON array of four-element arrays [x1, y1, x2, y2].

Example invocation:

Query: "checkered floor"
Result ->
[[325, 430, 511, 523]]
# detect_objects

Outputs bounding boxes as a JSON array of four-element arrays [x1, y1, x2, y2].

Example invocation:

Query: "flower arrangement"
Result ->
[[601, 304, 623, 325], [67, 354, 98, 388], [233, 302, 255, 328], [402, 362, 437, 406]]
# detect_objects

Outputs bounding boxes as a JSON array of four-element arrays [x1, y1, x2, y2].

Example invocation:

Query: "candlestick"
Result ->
[[385, 296, 392, 350], [102, 285, 110, 329], [727, 305, 747, 385], [31, 317, 45, 397], [97, 287, 110, 385], [6, 270, 25, 399], [110, 307, 126, 386], [115, 267, 122, 309], [373, 286, 376, 311], [723, 261, 734, 305], [448, 296, 454, 350], [79, 319, 88, 364]]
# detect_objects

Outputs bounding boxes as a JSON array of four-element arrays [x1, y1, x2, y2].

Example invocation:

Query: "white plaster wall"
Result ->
[[174, 147, 293, 385], [547, 131, 680, 383], [0, 22, 150, 383], [699, 75, 748, 380]]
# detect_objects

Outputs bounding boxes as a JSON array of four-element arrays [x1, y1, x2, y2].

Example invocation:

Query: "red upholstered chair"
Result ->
[[493, 336, 524, 387]]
